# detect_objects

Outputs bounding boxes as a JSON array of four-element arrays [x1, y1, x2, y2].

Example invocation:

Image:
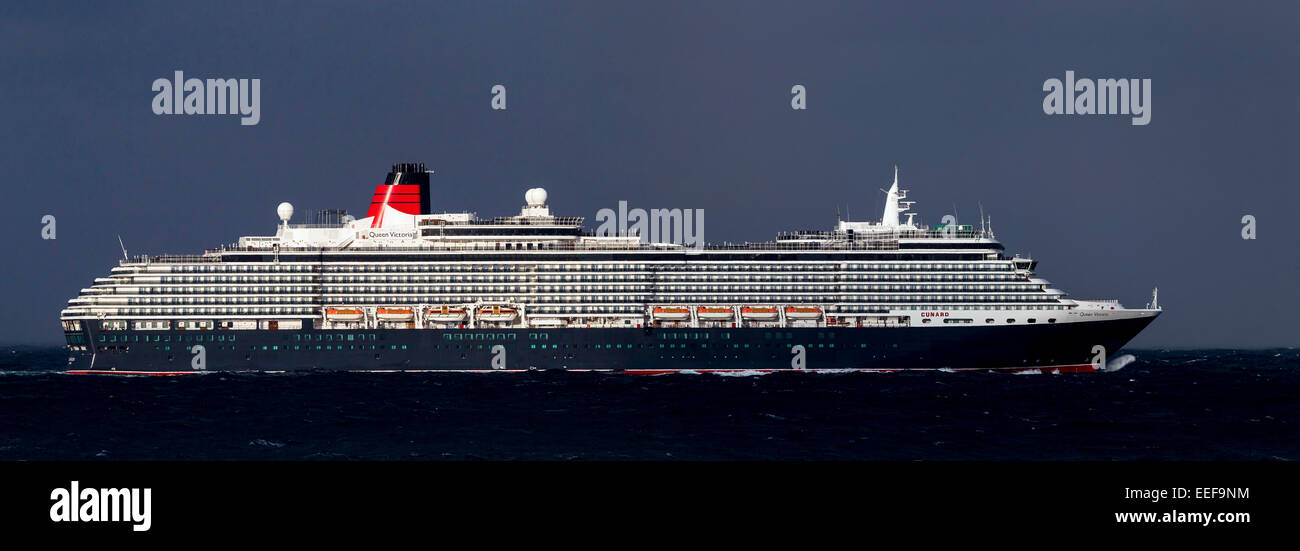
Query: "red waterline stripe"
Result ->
[[624, 364, 1099, 375], [66, 364, 1099, 376], [66, 370, 202, 376]]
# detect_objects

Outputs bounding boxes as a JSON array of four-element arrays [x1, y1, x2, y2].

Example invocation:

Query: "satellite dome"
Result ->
[[525, 187, 548, 206], [277, 202, 294, 223]]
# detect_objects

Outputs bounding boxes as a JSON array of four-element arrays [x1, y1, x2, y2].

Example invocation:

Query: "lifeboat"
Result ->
[[697, 305, 735, 320], [425, 305, 468, 323], [476, 305, 519, 323], [740, 305, 780, 321], [784, 305, 824, 320], [325, 307, 365, 322], [376, 307, 415, 321], [651, 306, 691, 321]]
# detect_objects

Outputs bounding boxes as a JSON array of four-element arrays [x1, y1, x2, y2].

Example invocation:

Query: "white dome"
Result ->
[[276, 202, 294, 222], [525, 187, 548, 206]]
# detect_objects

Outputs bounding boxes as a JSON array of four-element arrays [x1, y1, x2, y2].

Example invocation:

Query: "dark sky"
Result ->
[[2, 1, 1296, 347]]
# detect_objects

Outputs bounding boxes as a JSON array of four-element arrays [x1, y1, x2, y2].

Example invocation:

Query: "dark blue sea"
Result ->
[[1, 347, 1295, 461]]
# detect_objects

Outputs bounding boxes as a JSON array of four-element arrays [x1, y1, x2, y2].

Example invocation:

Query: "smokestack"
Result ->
[[365, 162, 432, 219]]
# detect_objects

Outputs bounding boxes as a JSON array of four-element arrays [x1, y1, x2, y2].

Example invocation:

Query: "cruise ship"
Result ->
[[60, 162, 1161, 374]]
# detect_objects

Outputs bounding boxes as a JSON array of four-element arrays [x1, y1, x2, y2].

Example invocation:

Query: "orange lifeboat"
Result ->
[[651, 306, 691, 321], [425, 305, 468, 323], [740, 305, 780, 321], [784, 305, 824, 320], [325, 307, 365, 322], [376, 307, 415, 321], [476, 305, 519, 323], [696, 305, 735, 320]]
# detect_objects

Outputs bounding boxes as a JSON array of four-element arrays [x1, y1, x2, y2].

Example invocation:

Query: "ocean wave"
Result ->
[[1105, 354, 1138, 372], [710, 369, 770, 377]]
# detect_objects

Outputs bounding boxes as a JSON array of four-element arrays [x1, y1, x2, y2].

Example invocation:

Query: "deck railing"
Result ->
[[123, 230, 1007, 263]]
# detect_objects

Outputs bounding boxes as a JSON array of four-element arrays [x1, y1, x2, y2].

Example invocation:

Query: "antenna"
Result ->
[[979, 202, 985, 234], [117, 235, 128, 260]]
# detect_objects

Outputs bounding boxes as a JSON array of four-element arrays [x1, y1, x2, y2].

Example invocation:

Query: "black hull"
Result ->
[[67, 315, 1157, 374]]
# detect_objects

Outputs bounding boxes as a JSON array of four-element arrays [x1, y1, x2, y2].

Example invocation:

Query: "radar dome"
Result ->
[[525, 187, 548, 206], [277, 202, 294, 223]]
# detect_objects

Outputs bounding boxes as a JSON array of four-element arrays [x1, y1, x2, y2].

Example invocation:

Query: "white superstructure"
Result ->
[[61, 167, 1161, 337]]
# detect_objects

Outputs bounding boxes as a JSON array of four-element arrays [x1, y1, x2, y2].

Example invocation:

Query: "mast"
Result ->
[[881, 165, 900, 227]]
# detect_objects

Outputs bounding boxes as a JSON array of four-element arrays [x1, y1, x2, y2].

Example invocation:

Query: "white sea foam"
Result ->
[[710, 369, 770, 377], [1104, 354, 1138, 372]]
